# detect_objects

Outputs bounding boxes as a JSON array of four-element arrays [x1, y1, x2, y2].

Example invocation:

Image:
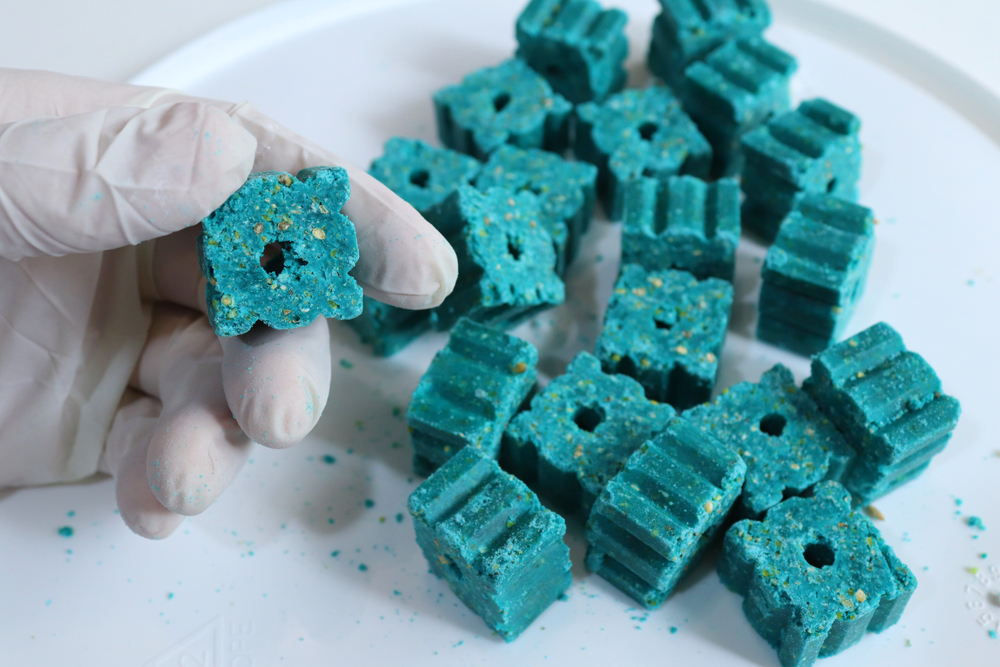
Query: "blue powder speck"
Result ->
[[365, 499, 375, 508], [956, 498, 964, 506], [57, 526, 73, 538], [358, 564, 368, 572], [67, 510, 75, 517], [331, 550, 340, 557], [323, 454, 336, 465], [167, 592, 174, 600], [991, 630, 998, 639], [396, 513, 404, 523], [670, 627, 678, 634], [969, 516, 986, 530], [340, 359, 354, 369]]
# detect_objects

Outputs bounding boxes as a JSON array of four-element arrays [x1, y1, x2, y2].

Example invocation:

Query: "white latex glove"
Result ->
[[0, 68, 458, 539]]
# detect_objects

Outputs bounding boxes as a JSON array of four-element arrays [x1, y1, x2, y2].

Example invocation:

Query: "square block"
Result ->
[[408, 446, 572, 642], [434, 59, 573, 160], [502, 352, 676, 516], [408, 318, 538, 477], [516, 0, 630, 104], [576, 86, 712, 221], [347, 296, 431, 357], [741, 99, 863, 242], [586, 417, 745, 606], [682, 36, 798, 176], [804, 322, 962, 503], [683, 364, 855, 517], [199, 167, 363, 337], [428, 185, 566, 331], [476, 145, 598, 273], [596, 264, 733, 409], [648, 0, 771, 87], [622, 175, 741, 281], [719, 481, 917, 667], [368, 137, 481, 217]]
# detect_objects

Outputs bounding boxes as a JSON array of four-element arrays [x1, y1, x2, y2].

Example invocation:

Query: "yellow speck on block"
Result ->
[[438, 555, 450, 565], [508, 198, 516, 206], [648, 277, 663, 288], [283, 310, 292, 316], [864, 506, 885, 521], [790, 463, 800, 470], [278, 221, 291, 231], [640, 358, 651, 368], [611, 354, 621, 362], [573, 445, 584, 459], [512, 361, 528, 375], [675, 345, 688, 355], [632, 287, 647, 296], [221, 296, 233, 307], [505, 213, 513, 221], [855, 590, 867, 603], [253, 223, 264, 235], [479, 229, 488, 237], [849, 339, 858, 347], [312, 228, 326, 240], [704, 501, 714, 513], [705, 352, 717, 363]]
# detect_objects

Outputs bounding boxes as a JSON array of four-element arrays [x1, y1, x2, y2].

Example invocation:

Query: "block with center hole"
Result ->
[[575, 86, 711, 221], [648, 0, 771, 88], [407, 318, 538, 477], [622, 175, 741, 281], [476, 146, 598, 273], [740, 98, 863, 242], [757, 195, 876, 356], [198, 167, 362, 337], [434, 59, 573, 160], [803, 322, 962, 503], [515, 0, 629, 104], [718, 481, 917, 667], [428, 185, 566, 331], [595, 264, 732, 410], [682, 364, 854, 517], [502, 352, 676, 516], [586, 417, 745, 608], [368, 137, 482, 217], [407, 446, 572, 642]]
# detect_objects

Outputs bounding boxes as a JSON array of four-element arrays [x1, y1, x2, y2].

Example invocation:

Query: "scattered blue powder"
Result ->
[[328, 518, 335, 525], [670, 627, 678, 634], [358, 564, 368, 572], [969, 516, 986, 530], [982, 553, 989, 559], [956, 498, 964, 506], [394, 590, 402, 596], [167, 592, 174, 600], [331, 550, 340, 557], [323, 454, 336, 465], [340, 359, 354, 369], [396, 513, 404, 523], [57, 527, 73, 538], [364, 499, 375, 508], [392, 406, 403, 418], [66, 511, 75, 517]]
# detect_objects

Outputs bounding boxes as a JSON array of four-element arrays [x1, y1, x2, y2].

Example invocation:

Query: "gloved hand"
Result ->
[[0, 68, 458, 539]]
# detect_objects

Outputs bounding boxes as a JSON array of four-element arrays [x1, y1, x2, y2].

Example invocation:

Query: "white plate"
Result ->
[[3, 1, 999, 665]]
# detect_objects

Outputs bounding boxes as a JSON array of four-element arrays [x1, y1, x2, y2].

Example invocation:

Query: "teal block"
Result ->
[[622, 175, 741, 281], [741, 99, 863, 242], [596, 264, 733, 409], [803, 322, 962, 503], [718, 481, 917, 667], [516, 0, 629, 104], [648, 0, 771, 87], [368, 137, 482, 217], [347, 296, 431, 357], [434, 59, 574, 160], [198, 167, 362, 337], [586, 417, 745, 607], [576, 86, 711, 221], [502, 352, 676, 516], [408, 447, 572, 642], [683, 364, 854, 517], [475, 146, 598, 273], [428, 186, 566, 331], [408, 318, 538, 477], [683, 36, 798, 176]]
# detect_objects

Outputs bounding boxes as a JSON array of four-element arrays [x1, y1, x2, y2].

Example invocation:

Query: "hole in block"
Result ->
[[410, 170, 431, 189], [803, 542, 836, 568], [639, 122, 658, 142], [827, 178, 837, 193], [261, 241, 286, 275], [507, 238, 522, 261], [573, 405, 606, 433], [641, 167, 657, 178], [446, 559, 464, 580], [546, 64, 564, 78], [760, 413, 787, 437], [493, 92, 512, 113], [654, 318, 673, 331]]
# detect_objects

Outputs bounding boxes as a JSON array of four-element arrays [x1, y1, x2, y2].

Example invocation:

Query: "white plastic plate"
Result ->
[[2, 1, 999, 665]]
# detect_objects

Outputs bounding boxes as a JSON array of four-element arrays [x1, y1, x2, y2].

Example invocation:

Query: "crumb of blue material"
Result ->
[[428, 186, 565, 331], [648, 0, 771, 87], [757, 195, 876, 356], [476, 146, 598, 270], [991, 630, 998, 639], [57, 526, 73, 537], [407, 318, 538, 477], [803, 322, 962, 504], [516, 0, 629, 104], [670, 626, 678, 633], [369, 137, 482, 217], [683, 364, 854, 518], [347, 296, 432, 357], [596, 265, 732, 410], [740, 99, 863, 243], [323, 454, 336, 465], [407, 446, 572, 642], [576, 86, 712, 221], [622, 175, 740, 281], [502, 352, 676, 516], [586, 417, 746, 608], [198, 167, 363, 336], [718, 481, 918, 667], [434, 59, 573, 160], [364, 499, 375, 508], [682, 36, 798, 177], [396, 513, 405, 523], [968, 517, 986, 530], [359, 564, 368, 572]]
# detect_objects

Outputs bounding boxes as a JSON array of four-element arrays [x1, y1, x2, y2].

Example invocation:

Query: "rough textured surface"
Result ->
[[476, 146, 598, 273], [804, 322, 962, 503], [741, 99, 863, 243], [587, 417, 746, 608], [502, 352, 676, 516], [683, 364, 854, 517], [428, 185, 566, 331], [408, 446, 572, 642], [516, 0, 629, 104], [434, 59, 573, 160], [408, 318, 538, 477], [199, 167, 362, 337], [649, 0, 771, 87], [347, 296, 431, 357], [718, 481, 917, 667], [622, 175, 741, 281], [596, 264, 732, 409], [576, 86, 711, 221], [683, 36, 798, 176], [757, 195, 876, 355], [369, 137, 482, 217]]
